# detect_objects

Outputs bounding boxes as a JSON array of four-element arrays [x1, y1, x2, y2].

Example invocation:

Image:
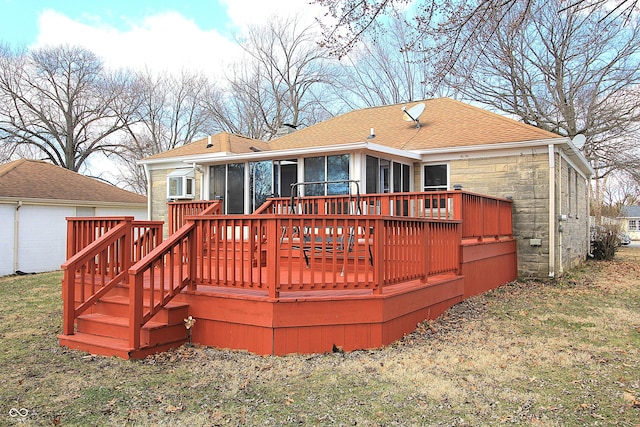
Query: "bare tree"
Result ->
[[202, 61, 275, 140], [0, 44, 140, 172], [118, 69, 215, 193], [443, 0, 640, 181], [203, 15, 334, 140], [315, 0, 639, 67], [601, 171, 640, 210], [330, 11, 449, 108]]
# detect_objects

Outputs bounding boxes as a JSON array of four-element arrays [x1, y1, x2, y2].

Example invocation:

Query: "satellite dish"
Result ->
[[402, 103, 425, 128], [572, 134, 586, 150]]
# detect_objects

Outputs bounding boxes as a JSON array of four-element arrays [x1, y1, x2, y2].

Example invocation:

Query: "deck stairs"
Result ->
[[58, 282, 190, 360]]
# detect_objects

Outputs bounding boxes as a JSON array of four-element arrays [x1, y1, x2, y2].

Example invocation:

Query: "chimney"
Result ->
[[275, 123, 297, 138]]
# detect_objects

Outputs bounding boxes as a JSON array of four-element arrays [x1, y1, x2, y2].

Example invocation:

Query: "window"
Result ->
[[366, 156, 378, 193], [423, 164, 448, 191], [629, 220, 639, 232], [327, 155, 350, 195], [250, 161, 273, 211], [366, 156, 411, 194], [393, 162, 411, 192], [304, 156, 325, 196], [227, 163, 245, 214], [275, 159, 297, 197], [167, 169, 195, 199], [303, 155, 350, 196], [209, 163, 244, 214]]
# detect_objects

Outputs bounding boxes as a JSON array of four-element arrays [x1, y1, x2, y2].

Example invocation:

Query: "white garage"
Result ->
[[0, 159, 147, 276]]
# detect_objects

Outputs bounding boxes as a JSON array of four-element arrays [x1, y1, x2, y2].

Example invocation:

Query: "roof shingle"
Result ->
[[0, 159, 147, 204], [144, 132, 271, 160], [142, 98, 561, 161], [269, 98, 560, 151]]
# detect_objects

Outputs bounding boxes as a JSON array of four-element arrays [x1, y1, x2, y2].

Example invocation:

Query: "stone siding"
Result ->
[[557, 156, 590, 273], [416, 151, 589, 278]]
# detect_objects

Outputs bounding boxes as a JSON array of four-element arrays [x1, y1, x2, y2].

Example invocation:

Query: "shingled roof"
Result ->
[[144, 132, 271, 160], [0, 159, 147, 204], [620, 206, 640, 218], [269, 98, 561, 151], [141, 98, 562, 161]]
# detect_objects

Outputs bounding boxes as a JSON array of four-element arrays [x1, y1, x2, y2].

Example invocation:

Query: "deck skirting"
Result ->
[[174, 275, 464, 355]]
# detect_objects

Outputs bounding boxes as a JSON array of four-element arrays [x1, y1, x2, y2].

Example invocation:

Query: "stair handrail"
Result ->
[[61, 221, 131, 335], [200, 200, 223, 215], [127, 221, 197, 349], [168, 200, 222, 234]]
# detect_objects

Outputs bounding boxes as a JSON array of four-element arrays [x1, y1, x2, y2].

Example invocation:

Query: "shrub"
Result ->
[[590, 224, 620, 260]]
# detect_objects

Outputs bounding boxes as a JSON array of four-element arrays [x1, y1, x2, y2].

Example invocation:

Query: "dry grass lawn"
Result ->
[[1, 247, 639, 426]]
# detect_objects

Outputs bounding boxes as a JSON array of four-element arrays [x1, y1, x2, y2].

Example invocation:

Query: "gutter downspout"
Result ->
[[557, 154, 564, 276], [14, 201, 22, 273], [143, 164, 152, 220], [548, 144, 556, 278]]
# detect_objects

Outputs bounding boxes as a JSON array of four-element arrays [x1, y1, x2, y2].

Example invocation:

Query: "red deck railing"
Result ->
[[168, 200, 222, 234], [125, 214, 461, 299], [61, 218, 163, 337], [66, 216, 163, 259], [127, 222, 197, 349], [255, 190, 512, 241], [61, 191, 512, 352], [459, 192, 513, 240]]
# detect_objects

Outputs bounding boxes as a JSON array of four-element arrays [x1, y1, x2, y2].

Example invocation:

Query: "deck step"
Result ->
[[62, 283, 190, 359], [76, 313, 188, 347], [94, 295, 189, 323], [58, 332, 133, 359], [58, 332, 188, 360]]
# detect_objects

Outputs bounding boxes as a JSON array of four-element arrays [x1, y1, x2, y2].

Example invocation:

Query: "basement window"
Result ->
[[167, 168, 195, 200]]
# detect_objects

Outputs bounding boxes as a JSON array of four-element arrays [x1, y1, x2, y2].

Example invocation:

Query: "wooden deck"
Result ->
[[58, 191, 517, 358]]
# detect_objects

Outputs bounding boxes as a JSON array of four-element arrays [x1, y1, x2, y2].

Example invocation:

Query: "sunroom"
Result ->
[[165, 143, 422, 216]]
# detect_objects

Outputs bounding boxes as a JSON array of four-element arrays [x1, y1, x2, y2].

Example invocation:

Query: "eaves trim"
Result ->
[[138, 141, 423, 166], [0, 197, 147, 208], [414, 138, 566, 155]]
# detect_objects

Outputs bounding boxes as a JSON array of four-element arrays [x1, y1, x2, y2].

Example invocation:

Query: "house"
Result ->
[[56, 97, 593, 359], [0, 159, 147, 276], [619, 206, 640, 241], [140, 98, 594, 278]]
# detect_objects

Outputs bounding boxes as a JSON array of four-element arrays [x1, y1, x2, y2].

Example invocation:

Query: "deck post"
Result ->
[[123, 218, 133, 280], [373, 218, 384, 295], [267, 217, 279, 299], [451, 191, 463, 221], [127, 217, 141, 351], [479, 197, 486, 242], [422, 222, 430, 283], [457, 221, 464, 275], [61, 266, 75, 335], [129, 270, 143, 350], [188, 219, 198, 291], [66, 219, 75, 259]]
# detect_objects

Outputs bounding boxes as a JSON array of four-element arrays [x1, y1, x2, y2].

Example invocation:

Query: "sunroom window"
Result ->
[[303, 155, 350, 196], [167, 168, 195, 200]]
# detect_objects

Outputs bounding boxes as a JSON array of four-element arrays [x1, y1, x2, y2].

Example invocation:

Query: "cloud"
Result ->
[[35, 9, 239, 78], [33, 1, 331, 77], [219, 0, 327, 29]]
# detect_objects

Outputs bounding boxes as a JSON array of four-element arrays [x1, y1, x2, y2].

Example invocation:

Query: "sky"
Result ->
[[0, 0, 329, 77], [0, 0, 331, 181]]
